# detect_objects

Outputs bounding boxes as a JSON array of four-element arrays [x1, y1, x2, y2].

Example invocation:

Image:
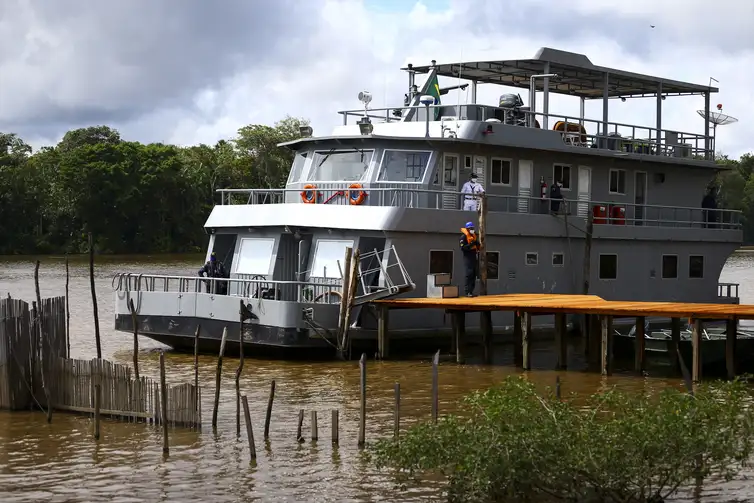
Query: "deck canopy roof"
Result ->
[[406, 47, 718, 99]]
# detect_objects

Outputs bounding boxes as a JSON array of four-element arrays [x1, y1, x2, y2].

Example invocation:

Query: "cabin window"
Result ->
[[553, 164, 571, 190], [662, 255, 678, 279], [235, 238, 276, 276], [429, 250, 453, 277], [308, 149, 373, 182], [609, 169, 626, 195], [464, 155, 472, 169], [287, 151, 310, 184], [377, 150, 432, 183], [552, 252, 564, 267], [525, 252, 538, 266], [309, 239, 355, 279], [490, 158, 512, 186], [486, 252, 500, 280], [599, 254, 617, 280], [689, 255, 704, 279]]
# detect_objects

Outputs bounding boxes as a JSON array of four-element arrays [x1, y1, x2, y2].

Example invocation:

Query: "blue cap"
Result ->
[[465, 221, 474, 229]]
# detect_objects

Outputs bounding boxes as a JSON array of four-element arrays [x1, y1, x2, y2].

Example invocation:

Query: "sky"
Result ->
[[1, 0, 752, 157]]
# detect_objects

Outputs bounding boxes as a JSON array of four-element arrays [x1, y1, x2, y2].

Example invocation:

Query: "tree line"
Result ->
[[0, 117, 308, 255], [0, 118, 752, 255]]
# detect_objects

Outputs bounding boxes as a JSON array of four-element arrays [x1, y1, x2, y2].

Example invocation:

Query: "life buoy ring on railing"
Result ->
[[301, 184, 317, 204], [348, 184, 367, 205]]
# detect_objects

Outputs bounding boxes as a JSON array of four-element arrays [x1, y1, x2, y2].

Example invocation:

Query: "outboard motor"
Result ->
[[498, 93, 526, 126]]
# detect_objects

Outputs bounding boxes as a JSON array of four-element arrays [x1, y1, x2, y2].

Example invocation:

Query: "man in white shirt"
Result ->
[[460, 173, 485, 211]]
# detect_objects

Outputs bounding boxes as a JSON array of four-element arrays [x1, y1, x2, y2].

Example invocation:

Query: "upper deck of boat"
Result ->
[[374, 293, 754, 320]]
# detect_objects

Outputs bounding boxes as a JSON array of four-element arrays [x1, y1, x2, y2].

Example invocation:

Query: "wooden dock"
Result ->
[[373, 293, 754, 382]]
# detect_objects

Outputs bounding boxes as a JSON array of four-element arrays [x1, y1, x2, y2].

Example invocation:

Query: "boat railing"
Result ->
[[112, 273, 344, 305], [718, 282, 740, 300], [337, 103, 710, 159], [215, 188, 742, 231]]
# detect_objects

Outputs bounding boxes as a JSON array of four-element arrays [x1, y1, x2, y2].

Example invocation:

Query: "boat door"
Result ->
[[577, 166, 592, 218], [634, 171, 647, 225], [518, 160, 533, 213], [441, 154, 459, 209]]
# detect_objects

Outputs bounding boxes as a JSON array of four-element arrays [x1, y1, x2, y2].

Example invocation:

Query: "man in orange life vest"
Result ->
[[459, 221, 480, 297]]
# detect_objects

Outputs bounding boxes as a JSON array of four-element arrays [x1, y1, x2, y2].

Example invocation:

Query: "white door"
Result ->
[[577, 166, 592, 217], [518, 160, 533, 213], [441, 154, 459, 209]]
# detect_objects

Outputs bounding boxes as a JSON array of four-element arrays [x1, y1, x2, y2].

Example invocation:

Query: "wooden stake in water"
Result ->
[[264, 380, 275, 439], [159, 351, 169, 455], [34, 262, 52, 423], [431, 350, 440, 423], [331, 410, 339, 446], [311, 411, 318, 441], [212, 328, 228, 430], [236, 301, 246, 438], [296, 409, 305, 443], [394, 382, 401, 439], [358, 353, 366, 447], [193, 324, 201, 417], [88, 232, 102, 360], [241, 395, 256, 462], [65, 254, 70, 358], [129, 298, 140, 380], [93, 383, 101, 440]]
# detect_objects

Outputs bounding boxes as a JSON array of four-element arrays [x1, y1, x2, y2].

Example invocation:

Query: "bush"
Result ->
[[368, 376, 754, 503]]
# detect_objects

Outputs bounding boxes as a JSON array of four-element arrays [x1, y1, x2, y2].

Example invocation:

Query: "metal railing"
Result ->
[[112, 273, 345, 305], [337, 103, 710, 159], [215, 187, 742, 231], [718, 282, 740, 299]]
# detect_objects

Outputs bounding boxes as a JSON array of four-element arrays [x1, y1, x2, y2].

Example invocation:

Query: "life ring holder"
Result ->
[[313, 290, 342, 304], [301, 184, 317, 204], [348, 184, 367, 205]]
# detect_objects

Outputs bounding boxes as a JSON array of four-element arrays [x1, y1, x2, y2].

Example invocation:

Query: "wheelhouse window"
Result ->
[[689, 255, 704, 279], [599, 254, 617, 280], [309, 239, 354, 279], [235, 238, 276, 276], [490, 158, 512, 185], [286, 151, 310, 184], [429, 250, 453, 277], [609, 169, 626, 195], [662, 255, 678, 279], [486, 252, 500, 280], [377, 150, 432, 183], [553, 164, 571, 190], [525, 252, 538, 266], [308, 149, 373, 182]]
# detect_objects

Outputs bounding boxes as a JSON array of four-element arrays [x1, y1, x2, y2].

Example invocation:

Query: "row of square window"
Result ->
[[481, 159, 628, 194], [429, 250, 705, 281]]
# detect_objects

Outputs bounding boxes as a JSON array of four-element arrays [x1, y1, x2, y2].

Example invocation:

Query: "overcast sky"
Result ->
[[1, 0, 752, 157]]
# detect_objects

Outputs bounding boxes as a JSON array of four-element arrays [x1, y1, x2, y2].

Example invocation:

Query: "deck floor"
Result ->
[[374, 294, 754, 320]]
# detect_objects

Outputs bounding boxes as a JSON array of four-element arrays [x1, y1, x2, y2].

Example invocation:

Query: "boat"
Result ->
[[111, 46, 743, 357]]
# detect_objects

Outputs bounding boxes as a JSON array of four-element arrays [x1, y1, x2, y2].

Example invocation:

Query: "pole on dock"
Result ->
[[342, 250, 361, 359], [241, 395, 257, 462], [336, 247, 353, 359], [377, 305, 389, 360], [451, 311, 465, 364], [600, 315, 614, 376], [634, 316, 646, 374], [358, 353, 366, 447], [88, 232, 102, 360], [129, 299, 140, 380], [670, 317, 681, 372], [554, 312, 567, 370], [159, 351, 169, 455], [692, 319, 703, 383], [513, 311, 523, 367], [581, 212, 594, 356], [431, 350, 440, 422], [477, 195, 493, 364], [264, 380, 275, 439], [726, 317, 737, 380], [212, 327, 228, 431], [521, 312, 532, 370]]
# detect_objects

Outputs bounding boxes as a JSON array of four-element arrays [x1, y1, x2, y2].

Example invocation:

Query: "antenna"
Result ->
[[696, 103, 738, 157], [456, 49, 463, 120]]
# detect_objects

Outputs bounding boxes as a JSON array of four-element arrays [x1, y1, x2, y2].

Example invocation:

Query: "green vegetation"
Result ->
[[0, 117, 308, 254], [368, 376, 754, 503]]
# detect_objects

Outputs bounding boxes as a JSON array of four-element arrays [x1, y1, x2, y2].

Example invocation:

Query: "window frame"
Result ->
[[609, 168, 627, 195], [485, 251, 500, 280], [552, 163, 572, 191], [233, 237, 278, 276], [490, 157, 512, 186], [689, 255, 704, 279], [429, 249, 454, 278], [525, 252, 539, 266], [376, 148, 434, 184], [307, 149, 375, 183], [661, 254, 678, 279], [308, 238, 355, 279], [552, 252, 565, 267], [598, 253, 618, 280]]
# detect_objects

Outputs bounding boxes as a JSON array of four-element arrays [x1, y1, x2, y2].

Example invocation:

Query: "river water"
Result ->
[[1, 253, 754, 503]]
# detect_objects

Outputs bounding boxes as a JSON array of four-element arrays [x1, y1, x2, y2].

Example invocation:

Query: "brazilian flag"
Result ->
[[426, 73, 442, 120]]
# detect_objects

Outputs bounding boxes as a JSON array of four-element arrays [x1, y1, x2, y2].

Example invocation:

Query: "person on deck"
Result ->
[[459, 221, 480, 297], [198, 252, 228, 294], [701, 185, 718, 228], [461, 173, 485, 211], [549, 179, 564, 214]]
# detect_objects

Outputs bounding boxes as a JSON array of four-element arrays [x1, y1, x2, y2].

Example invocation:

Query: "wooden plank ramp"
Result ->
[[375, 293, 754, 320]]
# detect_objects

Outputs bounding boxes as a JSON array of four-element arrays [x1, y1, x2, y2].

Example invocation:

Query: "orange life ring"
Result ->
[[348, 184, 367, 205], [301, 184, 317, 204]]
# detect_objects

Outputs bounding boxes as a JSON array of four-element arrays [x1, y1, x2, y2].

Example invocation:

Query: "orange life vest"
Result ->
[[460, 228, 480, 251]]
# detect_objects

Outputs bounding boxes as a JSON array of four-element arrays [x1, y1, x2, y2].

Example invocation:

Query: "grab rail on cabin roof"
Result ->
[[214, 187, 742, 231]]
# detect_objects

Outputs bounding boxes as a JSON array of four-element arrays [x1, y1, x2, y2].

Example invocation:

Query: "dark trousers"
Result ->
[[463, 254, 478, 295]]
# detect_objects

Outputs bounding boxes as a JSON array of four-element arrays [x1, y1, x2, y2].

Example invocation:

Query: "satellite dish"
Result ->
[[697, 105, 738, 157]]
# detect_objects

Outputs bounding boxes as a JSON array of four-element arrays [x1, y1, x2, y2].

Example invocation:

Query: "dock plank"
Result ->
[[374, 294, 754, 320]]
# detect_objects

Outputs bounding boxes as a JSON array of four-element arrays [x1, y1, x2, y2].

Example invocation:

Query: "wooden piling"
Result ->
[[513, 311, 523, 367], [634, 316, 646, 374], [358, 353, 366, 447], [331, 409, 339, 445], [478, 195, 492, 364], [193, 324, 201, 422], [452, 311, 465, 364], [212, 327, 228, 430], [554, 313, 567, 369], [296, 409, 305, 443], [93, 383, 101, 440], [393, 382, 400, 440], [670, 317, 681, 371], [337, 247, 353, 356], [129, 299, 140, 380], [377, 305, 389, 360], [241, 395, 256, 462], [600, 315, 613, 376], [65, 255, 70, 358], [692, 319, 702, 383], [236, 301, 245, 438], [311, 411, 318, 441], [264, 380, 275, 439], [159, 351, 169, 455], [34, 262, 52, 422], [726, 317, 737, 380], [431, 350, 439, 422], [555, 376, 561, 400], [521, 312, 532, 370], [88, 232, 102, 360], [341, 250, 361, 359]]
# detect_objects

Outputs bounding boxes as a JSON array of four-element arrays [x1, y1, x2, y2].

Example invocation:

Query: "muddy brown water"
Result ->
[[1, 253, 754, 502]]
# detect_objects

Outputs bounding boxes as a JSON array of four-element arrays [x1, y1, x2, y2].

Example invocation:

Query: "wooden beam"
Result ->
[[522, 312, 532, 370], [633, 316, 645, 374], [513, 311, 523, 367], [726, 317, 737, 380], [600, 315, 613, 376], [554, 313, 567, 369]]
